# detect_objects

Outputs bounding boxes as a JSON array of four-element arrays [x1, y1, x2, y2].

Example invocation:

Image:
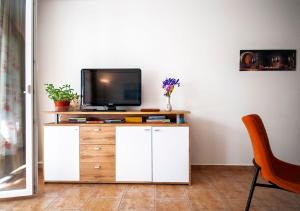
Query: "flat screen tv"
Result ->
[[81, 69, 141, 110]]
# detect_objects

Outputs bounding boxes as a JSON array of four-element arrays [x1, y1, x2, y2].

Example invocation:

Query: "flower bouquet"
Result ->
[[162, 78, 180, 111]]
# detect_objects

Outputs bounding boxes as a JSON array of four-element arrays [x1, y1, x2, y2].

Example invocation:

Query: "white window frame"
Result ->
[[0, 0, 34, 198]]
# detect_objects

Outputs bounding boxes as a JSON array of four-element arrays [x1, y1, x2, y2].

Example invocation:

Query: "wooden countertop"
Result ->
[[44, 110, 191, 115], [44, 122, 190, 127]]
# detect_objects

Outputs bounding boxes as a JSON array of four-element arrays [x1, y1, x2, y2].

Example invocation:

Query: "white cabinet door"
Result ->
[[116, 126, 152, 182], [44, 126, 80, 181], [152, 127, 189, 183]]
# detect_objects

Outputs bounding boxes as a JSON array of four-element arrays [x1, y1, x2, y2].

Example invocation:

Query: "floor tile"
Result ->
[[38, 183, 73, 197], [189, 175, 216, 190], [45, 209, 81, 211], [46, 196, 87, 210], [82, 198, 120, 211], [46, 187, 95, 209], [253, 188, 300, 209], [124, 184, 154, 199], [188, 189, 229, 210], [156, 198, 191, 211], [94, 184, 127, 198], [214, 182, 248, 199], [226, 198, 272, 211], [156, 185, 186, 199], [127, 184, 155, 192], [0, 198, 15, 210], [10, 195, 55, 210], [118, 198, 154, 210]]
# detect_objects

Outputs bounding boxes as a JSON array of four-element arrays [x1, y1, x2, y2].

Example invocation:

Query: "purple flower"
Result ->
[[162, 78, 180, 97], [162, 78, 180, 88]]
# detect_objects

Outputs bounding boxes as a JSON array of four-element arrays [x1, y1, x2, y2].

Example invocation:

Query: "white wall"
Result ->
[[37, 0, 300, 165]]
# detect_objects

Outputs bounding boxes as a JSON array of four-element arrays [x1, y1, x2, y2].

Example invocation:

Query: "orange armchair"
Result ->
[[242, 114, 300, 211]]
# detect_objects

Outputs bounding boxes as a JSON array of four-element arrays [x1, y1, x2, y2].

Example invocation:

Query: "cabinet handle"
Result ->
[[154, 129, 160, 132], [94, 165, 101, 169], [94, 146, 101, 150], [93, 128, 101, 132], [144, 128, 151, 131]]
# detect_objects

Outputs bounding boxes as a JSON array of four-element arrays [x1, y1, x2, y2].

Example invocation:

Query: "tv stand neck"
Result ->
[[95, 106, 126, 112], [106, 106, 117, 111]]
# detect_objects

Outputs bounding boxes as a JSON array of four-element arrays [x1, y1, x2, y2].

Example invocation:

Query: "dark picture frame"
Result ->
[[240, 50, 296, 71]]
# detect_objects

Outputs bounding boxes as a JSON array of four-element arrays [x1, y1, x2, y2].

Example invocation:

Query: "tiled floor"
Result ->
[[0, 167, 299, 210]]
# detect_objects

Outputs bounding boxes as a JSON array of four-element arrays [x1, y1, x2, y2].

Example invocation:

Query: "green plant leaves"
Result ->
[[44, 84, 78, 102]]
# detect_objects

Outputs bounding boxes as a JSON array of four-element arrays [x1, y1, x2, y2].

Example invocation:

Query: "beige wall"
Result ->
[[37, 0, 300, 165]]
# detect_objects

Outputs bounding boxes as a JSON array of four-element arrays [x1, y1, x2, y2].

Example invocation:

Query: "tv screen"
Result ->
[[81, 69, 141, 109]]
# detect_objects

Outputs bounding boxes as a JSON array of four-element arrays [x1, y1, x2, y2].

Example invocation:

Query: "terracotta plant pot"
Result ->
[[54, 101, 70, 111]]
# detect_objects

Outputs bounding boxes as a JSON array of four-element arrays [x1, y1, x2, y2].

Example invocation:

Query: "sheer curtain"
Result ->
[[0, 0, 25, 159]]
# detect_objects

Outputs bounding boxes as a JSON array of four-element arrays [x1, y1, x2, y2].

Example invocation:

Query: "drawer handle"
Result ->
[[94, 165, 101, 169], [144, 128, 151, 131], [94, 146, 101, 150], [154, 129, 160, 132], [93, 128, 101, 132]]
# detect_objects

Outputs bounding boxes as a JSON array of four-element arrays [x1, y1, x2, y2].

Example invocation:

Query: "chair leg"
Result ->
[[245, 165, 260, 211]]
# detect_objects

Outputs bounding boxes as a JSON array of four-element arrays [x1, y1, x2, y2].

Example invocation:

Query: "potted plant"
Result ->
[[45, 84, 79, 111]]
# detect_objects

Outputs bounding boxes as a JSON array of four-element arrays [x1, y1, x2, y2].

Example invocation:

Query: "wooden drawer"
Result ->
[[80, 162, 115, 182], [80, 126, 115, 144], [80, 145, 115, 163]]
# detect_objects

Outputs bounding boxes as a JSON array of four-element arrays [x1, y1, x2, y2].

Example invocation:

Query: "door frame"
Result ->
[[0, 0, 34, 198]]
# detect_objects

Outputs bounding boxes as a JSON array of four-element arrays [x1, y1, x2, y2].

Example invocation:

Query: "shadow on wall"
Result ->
[[189, 115, 251, 165], [141, 70, 163, 107]]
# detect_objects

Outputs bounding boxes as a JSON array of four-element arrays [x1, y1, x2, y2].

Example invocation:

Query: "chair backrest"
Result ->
[[242, 114, 275, 180]]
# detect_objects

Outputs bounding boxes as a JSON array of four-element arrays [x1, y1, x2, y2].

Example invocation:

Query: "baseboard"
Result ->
[[191, 163, 252, 166], [191, 164, 253, 171]]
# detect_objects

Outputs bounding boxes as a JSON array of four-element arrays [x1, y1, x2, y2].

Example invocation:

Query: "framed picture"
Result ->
[[240, 50, 296, 71]]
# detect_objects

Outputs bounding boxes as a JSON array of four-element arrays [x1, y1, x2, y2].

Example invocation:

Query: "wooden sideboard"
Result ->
[[43, 110, 191, 184]]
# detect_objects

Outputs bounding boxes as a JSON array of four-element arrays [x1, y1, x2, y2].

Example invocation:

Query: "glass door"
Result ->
[[0, 0, 34, 198]]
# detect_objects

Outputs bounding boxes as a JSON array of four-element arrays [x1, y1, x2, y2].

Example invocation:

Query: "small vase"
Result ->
[[166, 96, 172, 111]]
